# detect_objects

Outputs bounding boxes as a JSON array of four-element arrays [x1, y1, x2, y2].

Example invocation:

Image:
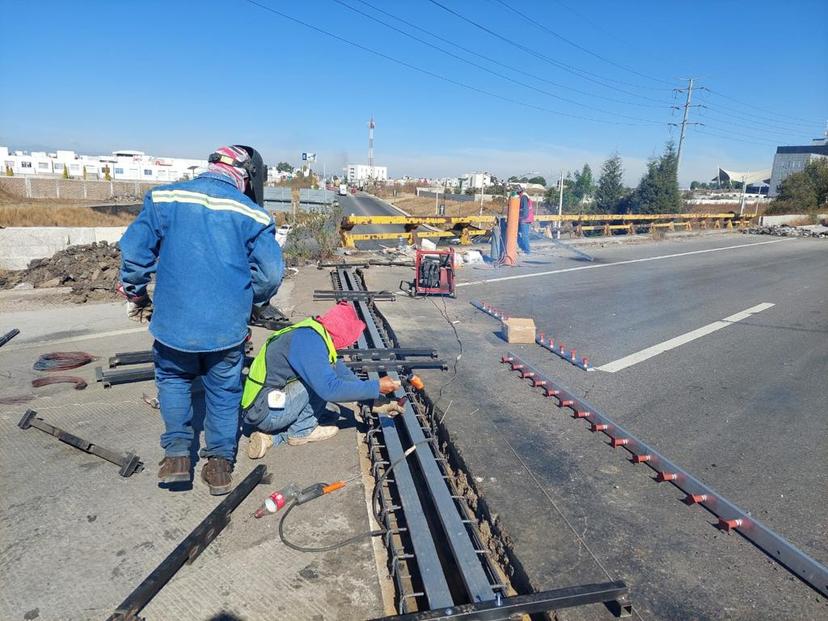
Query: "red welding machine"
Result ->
[[401, 248, 456, 297]]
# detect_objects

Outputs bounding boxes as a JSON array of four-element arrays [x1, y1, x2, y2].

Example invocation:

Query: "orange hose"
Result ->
[[322, 481, 346, 494]]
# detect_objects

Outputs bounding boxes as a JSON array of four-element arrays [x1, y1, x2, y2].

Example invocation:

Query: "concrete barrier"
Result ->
[[759, 213, 827, 226], [0, 226, 127, 270]]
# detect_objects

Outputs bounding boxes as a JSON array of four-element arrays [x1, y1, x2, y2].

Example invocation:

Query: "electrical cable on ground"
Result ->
[[427, 295, 463, 410], [278, 440, 431, 553]]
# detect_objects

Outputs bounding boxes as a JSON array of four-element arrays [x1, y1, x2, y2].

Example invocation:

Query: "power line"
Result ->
[[352, 0, 668, 110], [695, 102, 819, 135], [242, 0, 661, 127], [424, 0, 672, 105], [332, 0, 667, 124], [490, 0, 676, 87], [698, 109, 815, 141], [703, 87, 822, 127], [694, 127, 781, 148]]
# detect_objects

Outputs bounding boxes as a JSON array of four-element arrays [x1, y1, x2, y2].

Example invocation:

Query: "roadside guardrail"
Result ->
[[339, 213, 750, 247]]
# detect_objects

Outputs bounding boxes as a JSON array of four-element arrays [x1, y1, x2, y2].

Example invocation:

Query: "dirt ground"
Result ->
[[382, 192, 505, 218]]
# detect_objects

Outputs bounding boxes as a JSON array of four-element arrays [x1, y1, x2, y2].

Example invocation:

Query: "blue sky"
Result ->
[[1, 0, 825, 185]]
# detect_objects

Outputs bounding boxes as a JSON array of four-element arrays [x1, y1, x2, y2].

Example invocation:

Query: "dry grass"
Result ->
[[0, 206, 135, 227], [389, 193, 504, 218]]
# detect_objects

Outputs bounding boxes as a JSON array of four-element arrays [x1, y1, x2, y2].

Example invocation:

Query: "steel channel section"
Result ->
[[470, 300, 593, 372], [337, 268, 454, 610], [369, 581, 630, 621], [107, 465, 266, 620], [109, 350, 154, 368], [347, 269, 495, 604], [502, 352, 828, 598]]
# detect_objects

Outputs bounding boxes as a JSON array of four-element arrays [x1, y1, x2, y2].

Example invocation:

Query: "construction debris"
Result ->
[[744, 224, 828, 238], [0, 242, 122, 302]]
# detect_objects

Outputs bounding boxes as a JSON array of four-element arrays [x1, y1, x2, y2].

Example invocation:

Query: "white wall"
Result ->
[[0, 227, 127, 270]]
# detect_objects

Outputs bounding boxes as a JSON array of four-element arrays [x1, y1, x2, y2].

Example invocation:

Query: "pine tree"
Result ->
[[628, 142, 681, 214], [571, 163, 595, 205], [594, 153, 625, 213]]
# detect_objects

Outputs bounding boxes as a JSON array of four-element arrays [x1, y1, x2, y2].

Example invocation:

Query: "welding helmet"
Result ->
[[208, 145, 268, 207]]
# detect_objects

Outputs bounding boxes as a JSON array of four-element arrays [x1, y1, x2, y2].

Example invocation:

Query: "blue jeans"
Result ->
[[242, 381, 323, 446], [518, 222, 531, 254], [153, 340, 245, 461]]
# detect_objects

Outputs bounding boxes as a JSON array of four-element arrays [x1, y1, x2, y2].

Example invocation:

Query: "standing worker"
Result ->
[[119, 145, 284, 495], [516, 184, 534, 255], [242, 302, 401, 459]]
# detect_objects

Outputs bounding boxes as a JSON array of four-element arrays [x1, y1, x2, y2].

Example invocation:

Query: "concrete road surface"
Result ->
[[374, 233, 827, 620]]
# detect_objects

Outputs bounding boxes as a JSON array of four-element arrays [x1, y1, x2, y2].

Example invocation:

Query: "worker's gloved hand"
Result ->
[[116, 283, 153, 324], [378, 376, 401, 395], [372, 401, 405, 417], [127, 294, 153, 324]]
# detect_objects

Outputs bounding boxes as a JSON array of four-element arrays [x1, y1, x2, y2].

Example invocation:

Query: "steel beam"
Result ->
[[339, 347, 438, 360], [96, 366, 155, 387], [337, 267, 453, 610], [18, 409, 143, 477], [501, 352, 828, 598], [107, 465, 266, 620], [109, 350, 153, 368], [345, 268, 495, 604], [369, 581, 631, 621]]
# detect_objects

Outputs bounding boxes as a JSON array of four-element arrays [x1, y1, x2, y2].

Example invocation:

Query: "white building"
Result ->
[[768, 138, 828, 197], [461, 172, 492, 190], [0, 145, 209, 181], [345, 163, 388, 183]]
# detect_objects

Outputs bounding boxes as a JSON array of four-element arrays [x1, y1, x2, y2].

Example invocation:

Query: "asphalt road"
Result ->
[[338, 191, 411, 249], [374, 233, 827, 620]]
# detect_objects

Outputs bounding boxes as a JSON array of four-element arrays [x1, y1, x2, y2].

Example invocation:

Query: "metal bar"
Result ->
[[17, 410, 143, 477], [339, 348, 438, 360], [347, 269, 495, 604], [95, 366, 155, 387], [369, 581, 630, 621], [501, 352, 828, 598], [109, 350, 153, 368], [343, 360, 448, 373], [470, 300, 593, 372], [107, 465, 266, 620], [0, 328, 20, 348], [314, 289, 396, 302], [337, 268, 454, 609]]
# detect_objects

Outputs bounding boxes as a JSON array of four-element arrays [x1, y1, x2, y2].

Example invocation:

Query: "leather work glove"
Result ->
[[378, 376, 402, 395], [127, 294, 153, 324], [372, 401, 405, 417]]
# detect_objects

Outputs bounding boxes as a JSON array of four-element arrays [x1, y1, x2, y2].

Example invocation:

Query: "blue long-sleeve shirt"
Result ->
[[120, 172, 283, 352], [286, 329, 380, 402]]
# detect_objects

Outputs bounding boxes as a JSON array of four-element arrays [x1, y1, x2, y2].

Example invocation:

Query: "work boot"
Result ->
[[247, 432, 274, 460], [287, 425, 338, 446], [158, 456, 190, 483], [201, 457, 234, 495]]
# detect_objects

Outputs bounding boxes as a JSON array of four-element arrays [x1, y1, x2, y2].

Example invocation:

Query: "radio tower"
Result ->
[[368, 115, 375, 168]]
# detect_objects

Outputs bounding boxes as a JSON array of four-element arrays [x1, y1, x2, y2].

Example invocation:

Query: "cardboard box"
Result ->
[[503, 317, 536, 343]]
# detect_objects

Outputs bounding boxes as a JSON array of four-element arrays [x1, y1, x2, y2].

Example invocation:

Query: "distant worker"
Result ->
[[119, 145, 284, 495], [516, 184, 534, 255], [242, 302, 401, 459]]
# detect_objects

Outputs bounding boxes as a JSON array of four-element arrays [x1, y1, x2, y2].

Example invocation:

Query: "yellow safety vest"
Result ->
[[241, 318, 337, 409]]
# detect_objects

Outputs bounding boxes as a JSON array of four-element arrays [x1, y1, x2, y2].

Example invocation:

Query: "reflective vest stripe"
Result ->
[[241, 318, 336, 409], [151, 189, 271, 225]]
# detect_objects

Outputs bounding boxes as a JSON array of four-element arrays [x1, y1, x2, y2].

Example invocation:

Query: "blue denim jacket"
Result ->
[[120, 172, 284, 352]]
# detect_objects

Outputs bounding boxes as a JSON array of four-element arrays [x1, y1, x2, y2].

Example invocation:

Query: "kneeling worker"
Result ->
[[242, 302, 400, 458]]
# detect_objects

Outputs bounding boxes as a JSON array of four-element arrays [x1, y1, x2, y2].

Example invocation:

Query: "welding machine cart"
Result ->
[[401, 248, 456, 297]]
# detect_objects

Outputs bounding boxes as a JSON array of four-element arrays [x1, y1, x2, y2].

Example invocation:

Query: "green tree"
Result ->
[[628, 142, 681, 214], [544, 173, 578, 211], [571, 163, 595, 205], [526, 175, 546, 186], [768, 159, 828, 213], [594, 153, 625, 213], [62, 164, 69, 179], [275, 161, 293, 173], [5, 165, 13, 176]]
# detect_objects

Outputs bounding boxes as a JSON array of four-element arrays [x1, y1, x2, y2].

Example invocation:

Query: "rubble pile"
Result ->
[[0, 241, 122, 302], [744, 224, 828, 238]]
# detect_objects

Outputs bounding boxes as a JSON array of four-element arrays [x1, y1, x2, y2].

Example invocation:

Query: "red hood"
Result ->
[[317, 302, 366, 350]]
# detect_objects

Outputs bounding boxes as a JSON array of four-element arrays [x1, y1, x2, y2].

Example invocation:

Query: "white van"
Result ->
[[338, 183, 348, 196]]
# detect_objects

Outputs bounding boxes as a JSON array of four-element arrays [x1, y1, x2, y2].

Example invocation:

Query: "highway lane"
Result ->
[[337, 191, 409, 249], [374, 234, 828, 620]]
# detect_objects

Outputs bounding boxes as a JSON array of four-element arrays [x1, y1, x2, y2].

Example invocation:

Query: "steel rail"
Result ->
[[344, 268, 496, 604], [501, 351, 828, 598], [337, 267, 454, 611], [471, 300, 593, 371]]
